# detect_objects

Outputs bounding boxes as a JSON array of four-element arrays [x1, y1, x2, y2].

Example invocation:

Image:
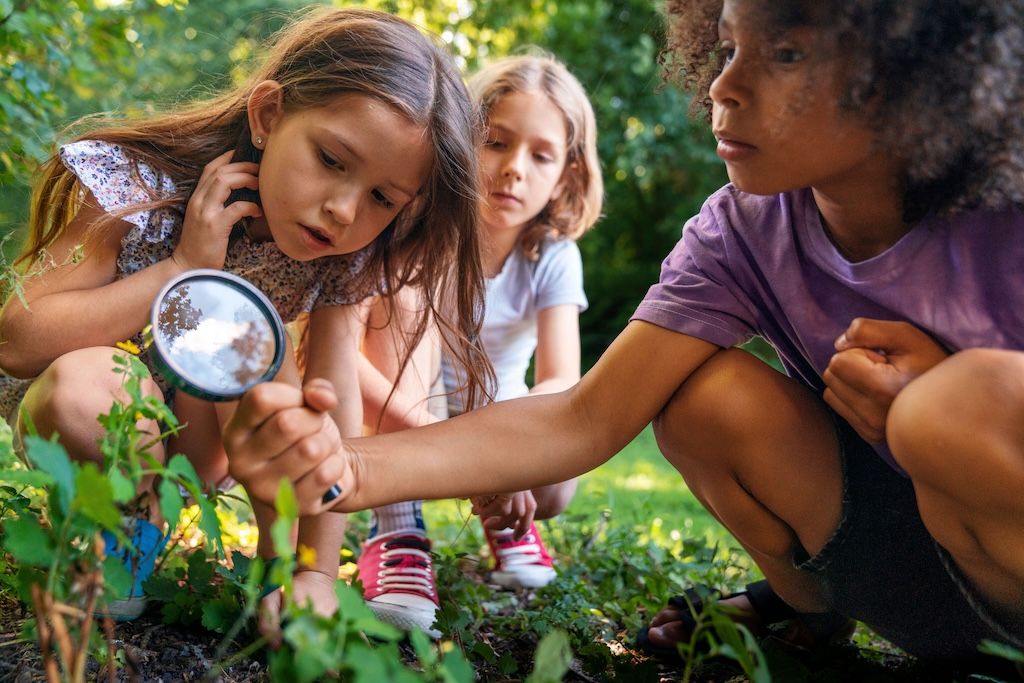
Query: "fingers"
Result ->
[[512, 492, 537, 540], [291, 570, 339, 618], [225, 382, 308, 441], [823, 348, 893, 442], [835, 318, 910, 353], [294, 452, 349, 515], [302, 377, 338, 413], [175, 151, 262, 270], [646, 619, 690, 649], [477, 491, 537, 538], [823, 386, 886, 443], [649, 605, 684, 628], [224, 380, 349, 513]]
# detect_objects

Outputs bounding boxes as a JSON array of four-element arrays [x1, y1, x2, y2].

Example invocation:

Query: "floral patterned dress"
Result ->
[[1, 140, 374, 424]]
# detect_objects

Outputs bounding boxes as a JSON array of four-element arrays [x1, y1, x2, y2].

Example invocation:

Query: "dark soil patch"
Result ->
[[1, 593, 1018, 682]]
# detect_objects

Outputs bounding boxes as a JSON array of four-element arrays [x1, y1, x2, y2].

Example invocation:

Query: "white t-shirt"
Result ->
[[443, 238, 588, 413]]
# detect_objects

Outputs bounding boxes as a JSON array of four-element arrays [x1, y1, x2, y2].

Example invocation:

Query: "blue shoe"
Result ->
[[100, 517, 170, 621]]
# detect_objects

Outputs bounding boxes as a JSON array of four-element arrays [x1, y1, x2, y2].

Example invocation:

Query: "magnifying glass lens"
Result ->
[[149, 270, 340, 503], [150, 270, 285, 402]]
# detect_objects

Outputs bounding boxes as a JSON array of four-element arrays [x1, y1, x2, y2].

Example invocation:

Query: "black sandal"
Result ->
[[636, 580, 854, 662]]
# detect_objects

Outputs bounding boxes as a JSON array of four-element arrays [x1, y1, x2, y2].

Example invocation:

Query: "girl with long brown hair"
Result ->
[[0, 6, 490, 626]]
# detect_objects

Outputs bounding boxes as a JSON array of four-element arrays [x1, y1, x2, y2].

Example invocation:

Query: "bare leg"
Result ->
[[362, 289, 441, 533], [647, 349, 844, 647], [20, 347, 168, 525], [20, 347, 166, 466], [888, 348, 1024, 631], [362, 289, 441, 433], [531, 480, 578, 520]]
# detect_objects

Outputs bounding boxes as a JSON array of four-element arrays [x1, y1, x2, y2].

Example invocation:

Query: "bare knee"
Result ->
[[24, 347, 163, 460], [532, 479, 578, 519], [652, 348, 820, 473], [654, 349, 755, 457], [889, 348, 1024, 480], [891, 350, 1024, 599]]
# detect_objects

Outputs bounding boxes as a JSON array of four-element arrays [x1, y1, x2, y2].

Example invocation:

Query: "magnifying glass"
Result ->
[[147, 269, 343, 503]]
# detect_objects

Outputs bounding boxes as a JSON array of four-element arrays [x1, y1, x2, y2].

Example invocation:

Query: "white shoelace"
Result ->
[[376, 543, 434, 597]]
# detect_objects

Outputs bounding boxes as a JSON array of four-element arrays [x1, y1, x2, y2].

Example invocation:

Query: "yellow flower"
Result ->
[[297, 544, 318, 569], [116, 340, 141, 355]]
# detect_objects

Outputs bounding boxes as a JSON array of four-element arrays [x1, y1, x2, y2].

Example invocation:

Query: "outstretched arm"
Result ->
[[345, 321, 719, 509], [225, 321, 721, 515]]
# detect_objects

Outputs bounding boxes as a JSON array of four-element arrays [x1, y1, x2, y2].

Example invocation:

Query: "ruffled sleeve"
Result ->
[[59, 140, 178, 243], [314, 246, 379, 308]]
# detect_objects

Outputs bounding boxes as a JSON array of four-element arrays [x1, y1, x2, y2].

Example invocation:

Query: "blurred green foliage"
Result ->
[[0, 0, 728, 365]]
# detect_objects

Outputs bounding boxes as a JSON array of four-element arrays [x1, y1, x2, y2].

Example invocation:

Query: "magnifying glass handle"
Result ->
[[322, 483, 343, 504]]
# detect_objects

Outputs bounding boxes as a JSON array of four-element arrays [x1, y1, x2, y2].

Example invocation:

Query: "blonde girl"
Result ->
[[351, 54, 602, 636], [0, 7, 489, 624]]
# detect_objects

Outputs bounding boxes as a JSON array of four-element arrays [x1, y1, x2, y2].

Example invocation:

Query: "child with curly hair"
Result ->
[[226, 0, 1024, 659]]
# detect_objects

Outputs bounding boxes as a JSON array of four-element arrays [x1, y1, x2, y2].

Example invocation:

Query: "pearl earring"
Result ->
[[255, 136, 263, 146]]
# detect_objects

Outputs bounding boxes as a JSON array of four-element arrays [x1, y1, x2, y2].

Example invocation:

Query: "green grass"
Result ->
[[413, 424, 737, 556]]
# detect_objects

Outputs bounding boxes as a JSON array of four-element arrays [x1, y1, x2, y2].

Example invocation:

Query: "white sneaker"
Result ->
[[484, 523, 556, 590]]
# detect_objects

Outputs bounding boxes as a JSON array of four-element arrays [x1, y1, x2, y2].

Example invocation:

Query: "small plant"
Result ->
[[0, 352, 215, 682], [251, 480, 476, 683]]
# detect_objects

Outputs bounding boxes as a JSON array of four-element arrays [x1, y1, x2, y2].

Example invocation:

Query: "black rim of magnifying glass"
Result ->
[[149, 269, 286, 402]]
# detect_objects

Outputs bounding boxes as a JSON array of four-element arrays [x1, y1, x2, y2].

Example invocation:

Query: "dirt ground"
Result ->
[[1, 593, 1019, 683]]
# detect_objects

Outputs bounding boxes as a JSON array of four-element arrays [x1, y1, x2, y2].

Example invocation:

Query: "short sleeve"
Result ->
[[60, 140, 177, 240], [534, 239, 588, 313], [313, 246, 378, 308], [631, 194, 757, 348]]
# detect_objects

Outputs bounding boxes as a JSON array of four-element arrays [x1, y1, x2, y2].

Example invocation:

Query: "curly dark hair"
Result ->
[[662, 0, 1024, 221]]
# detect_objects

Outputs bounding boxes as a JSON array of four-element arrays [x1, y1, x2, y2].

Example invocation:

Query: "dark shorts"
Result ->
[[794, 417, 1023, 660]]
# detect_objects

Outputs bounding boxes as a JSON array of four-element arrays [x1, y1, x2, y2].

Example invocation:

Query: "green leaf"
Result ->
[[0, 468, 53, 488], [2, 516, 54, 566], [441, 647, 475, 683], [73, 464, 121, 530], [274, 478, 298, 520], [282, 618, 331, 682], [157, 476, 183, 531], [408, 627, 436, 666], [166, 453, 201, 489], [525, 629, 572, 683], [186, 550, 214, 587], [23, 436, 74, 514], [143, 574, 181, 602], [195, 493, 223, 557], [350, 646, 389, 683], [351, 616, 402, 641], [102, 554, 133, 600], [979, 640, 1024, 663], [0, 417, 13, 460], [201, 595, 240, 633], [108, 467, 135, 503], [335, 581, 376, 623]]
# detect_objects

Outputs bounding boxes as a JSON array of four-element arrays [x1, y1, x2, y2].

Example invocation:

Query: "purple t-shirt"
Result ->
[[632, 184, 1024, 470]]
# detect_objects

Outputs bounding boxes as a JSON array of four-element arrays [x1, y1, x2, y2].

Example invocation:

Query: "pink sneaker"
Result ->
[[357, 531, 440, 638], [484, 522, 556, 589]]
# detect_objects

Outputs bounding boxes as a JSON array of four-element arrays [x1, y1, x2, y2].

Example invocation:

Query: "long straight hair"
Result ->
[[20, 7, 493, 408]]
